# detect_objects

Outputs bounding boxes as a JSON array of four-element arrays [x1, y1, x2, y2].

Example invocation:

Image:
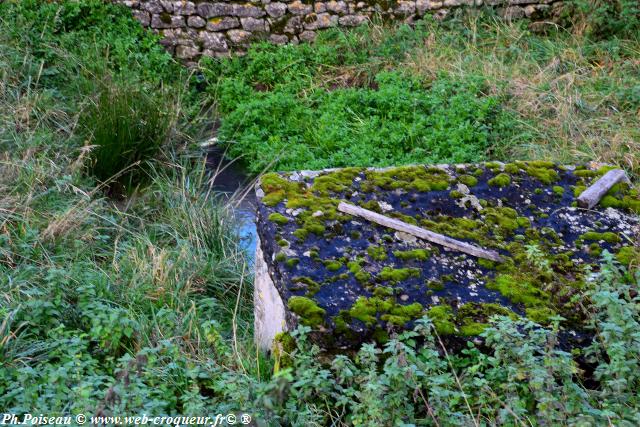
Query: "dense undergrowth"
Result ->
[[1, 0, 640, 425]]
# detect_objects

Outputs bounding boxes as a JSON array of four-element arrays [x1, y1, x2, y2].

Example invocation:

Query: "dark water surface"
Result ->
[[205, 147, 258, 262]]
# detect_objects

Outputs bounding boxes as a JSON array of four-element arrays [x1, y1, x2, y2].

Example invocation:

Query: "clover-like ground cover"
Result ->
[[257, 162, 639, 349]]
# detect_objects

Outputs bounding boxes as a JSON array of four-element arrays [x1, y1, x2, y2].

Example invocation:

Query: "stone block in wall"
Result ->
[[143, 1, 164, 13], [501, 5, 526, 19], [197, 3, 233, 18], [132, 9, 151, 26], [265, 2, 288, 18], [288, 1, 313, 16], [395, 1, 416, 16], [326, 1, 349, 15], [338, 14, 368, 26], [150, 14, 186, 29], [283, 16, 303, 33], [315, 3, 327, 13], [176, 44, 200, 59], [242, 17, 270, 32], [200, 31, 229, 51], [269, 34, 290, 45], [227, 29, 253, 44], [524, 3, 550, 18], [233, 4, 267, 18], [299, 30, 317, 42], [172, 1, 196, 15], [207, 17, 241, 31], [187, 15, 206, 28], [304, 13, 338, 30]]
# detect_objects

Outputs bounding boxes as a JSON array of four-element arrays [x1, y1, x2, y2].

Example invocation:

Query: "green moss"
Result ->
[[381, 302, 423, 326], [362, 166, 450, 193], [324, 259, 343, 271], [378, 267, 420, 282], [579, 231, 620, 243], [293, 228, 308, 240], [484, 207, 528, 233], [275, 252, 287, 262], [426, 305, 455, 335], [526, 307, 557, 325], [390, 212, 418, 225], [488, 173, 511, 187], [478, 258, 496, 269], [350, 230, 362, 239], [348, 259, 371, 283], [449, 190, 463, 199], [372, 327, 390, 343], [268, 212, 289, 225], [349, 296, 392, 326], [285, 257, 300, 268], [272, 332, 296, 372], [520, 161, 559, 184], [552, 186, 565, 196], [426, 279, 444, 290], [292, 276, 321, 295], [393, 248, 430, 261], [616, 246, 639, 265], [458, 174, 478, 187], [277, 239, 289, 247], [504, 163, 520, 174], [459, 323, 487, 336], [487, 274, 549, 307], [599, 194, 640, 213], [287, 296, 326, 326], [367, 245, 387, 261], [312, 167, 362, 195], [473, 168, 484, 176], [485, 162, 503, 173]]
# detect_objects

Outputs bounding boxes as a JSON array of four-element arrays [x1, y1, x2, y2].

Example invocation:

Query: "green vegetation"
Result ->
[[287, 297, 326, 326], [488, 172, 511, 187], [2, 0, 640, 424]]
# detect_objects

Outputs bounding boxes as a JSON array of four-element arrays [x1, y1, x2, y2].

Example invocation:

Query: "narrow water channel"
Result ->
[[205, 147, 258, 263]]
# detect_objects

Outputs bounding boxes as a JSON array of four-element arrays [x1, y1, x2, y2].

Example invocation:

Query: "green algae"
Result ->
[[393, 248, 431, 261], [268, 212, 289, 225], [288, 296, 326, 326], [552, 186, 564, 196], [488, 173, 511, 187]]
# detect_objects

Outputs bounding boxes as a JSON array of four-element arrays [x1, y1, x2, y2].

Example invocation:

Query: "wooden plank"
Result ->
[[577, 169, 629, 209], [338, 202, 504, 263]]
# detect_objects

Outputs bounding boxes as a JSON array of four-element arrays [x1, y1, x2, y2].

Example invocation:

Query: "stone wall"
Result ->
[[117, 0, 561, 60]]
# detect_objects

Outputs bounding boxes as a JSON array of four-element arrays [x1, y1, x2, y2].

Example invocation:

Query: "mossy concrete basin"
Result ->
[[254, 162, 639, 351]]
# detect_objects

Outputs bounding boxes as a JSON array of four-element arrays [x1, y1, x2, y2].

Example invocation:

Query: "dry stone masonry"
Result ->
[[116, 0, 561, 60]]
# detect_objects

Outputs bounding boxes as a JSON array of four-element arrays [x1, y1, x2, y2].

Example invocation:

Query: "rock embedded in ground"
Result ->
[[254, 162, 640, 350]]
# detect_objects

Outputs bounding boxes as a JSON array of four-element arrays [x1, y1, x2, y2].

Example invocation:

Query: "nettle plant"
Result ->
[[255, 253, 640, 425]]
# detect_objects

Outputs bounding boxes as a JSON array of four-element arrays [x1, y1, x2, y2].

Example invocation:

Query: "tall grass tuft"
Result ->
[[80, 79, 176, 192]]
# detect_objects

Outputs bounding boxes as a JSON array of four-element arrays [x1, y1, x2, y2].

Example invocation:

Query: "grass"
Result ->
[[200, 13, 640, 178], [1, 0, 640, 424]]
